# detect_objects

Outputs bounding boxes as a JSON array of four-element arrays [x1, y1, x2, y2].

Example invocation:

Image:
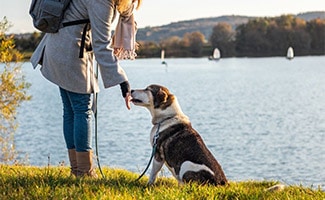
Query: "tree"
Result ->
[[160, 36, 184, 57], [235, 15, 318, 57], [0, 17, 31, 164], [279, 16, 310, 55], [14, 31, 44, 52], [136, 41, 160, 58], [210, 22, 235, 57], [235, 18, 273, 57], [306, 19, 325, 54], [182, 31, 206, 57]]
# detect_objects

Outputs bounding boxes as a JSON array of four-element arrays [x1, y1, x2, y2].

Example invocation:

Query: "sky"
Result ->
[[1, 0, 324, 33]]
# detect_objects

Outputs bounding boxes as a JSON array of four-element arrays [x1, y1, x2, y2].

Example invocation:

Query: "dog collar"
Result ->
[[154, 116, 174, 126]]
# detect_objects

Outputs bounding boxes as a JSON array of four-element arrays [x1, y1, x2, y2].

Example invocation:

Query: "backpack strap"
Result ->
[[62, 19, 90, 27], [63, 19, 91, 58], [79, 21, 90, 58]]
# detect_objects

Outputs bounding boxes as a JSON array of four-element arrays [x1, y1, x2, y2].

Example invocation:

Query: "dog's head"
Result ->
[[131, 84, 189, 126], [131, 84, 174, 110]]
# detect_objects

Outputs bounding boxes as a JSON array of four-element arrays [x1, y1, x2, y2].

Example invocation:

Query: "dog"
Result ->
[[131, 84, 227, 186]]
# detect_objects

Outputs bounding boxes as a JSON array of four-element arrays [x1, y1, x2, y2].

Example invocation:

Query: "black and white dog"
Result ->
[[131, 84, 227, 186]]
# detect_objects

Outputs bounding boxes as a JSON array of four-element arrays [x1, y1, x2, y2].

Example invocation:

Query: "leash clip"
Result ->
[[153, 123, 161, 143], [153, 131, 159, 145]]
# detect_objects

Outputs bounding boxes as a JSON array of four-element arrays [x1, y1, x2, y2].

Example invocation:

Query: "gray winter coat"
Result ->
[[31, 0, 133, 94]]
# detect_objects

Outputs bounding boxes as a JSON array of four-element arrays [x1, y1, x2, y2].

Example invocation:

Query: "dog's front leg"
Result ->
[[148, 158, 164, 185]]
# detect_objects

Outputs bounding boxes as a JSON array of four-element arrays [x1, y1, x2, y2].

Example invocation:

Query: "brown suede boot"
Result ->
[[76, 150, 98, 178], [68, 149, 78, 177]]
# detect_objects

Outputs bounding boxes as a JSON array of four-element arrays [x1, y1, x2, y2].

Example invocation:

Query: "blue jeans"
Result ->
[[59, 87, 93, 152]]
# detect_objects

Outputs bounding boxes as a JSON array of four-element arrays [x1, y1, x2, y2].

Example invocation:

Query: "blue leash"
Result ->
[[135, 123, 161, 181], [93, 62, 105, 178]]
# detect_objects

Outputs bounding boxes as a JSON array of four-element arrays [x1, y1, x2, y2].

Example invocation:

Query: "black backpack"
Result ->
[[29, 0, 90, 58], [29, 0, 71, 33], [29, 0, 89, 33]]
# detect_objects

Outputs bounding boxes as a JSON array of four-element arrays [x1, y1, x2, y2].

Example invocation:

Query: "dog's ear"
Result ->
[[154, 88, 174, 109], [154, 88, 168, 108]]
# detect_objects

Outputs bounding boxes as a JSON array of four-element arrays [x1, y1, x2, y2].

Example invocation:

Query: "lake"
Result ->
[[14, 56, 325, 189]]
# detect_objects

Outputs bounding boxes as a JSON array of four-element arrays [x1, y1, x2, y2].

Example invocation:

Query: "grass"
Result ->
[[0, 165, 324, 200]]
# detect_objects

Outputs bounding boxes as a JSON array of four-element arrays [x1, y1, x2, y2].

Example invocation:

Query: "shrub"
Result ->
[[0, 17, 31, 164]]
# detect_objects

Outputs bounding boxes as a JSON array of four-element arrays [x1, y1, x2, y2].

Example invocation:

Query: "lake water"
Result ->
[[14, 56, 325, 189]]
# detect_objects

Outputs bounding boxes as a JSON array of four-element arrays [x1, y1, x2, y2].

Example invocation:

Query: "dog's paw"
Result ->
[[265, 184, 286, 192], [147, 180, 155, 187]]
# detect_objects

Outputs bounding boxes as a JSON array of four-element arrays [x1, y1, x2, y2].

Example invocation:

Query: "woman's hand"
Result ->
[[124, 92, 132, 110], [120, 81, 131, 110]]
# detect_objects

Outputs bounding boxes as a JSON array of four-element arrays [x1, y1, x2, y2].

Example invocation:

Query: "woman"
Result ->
[[31, 0, 141, 177]]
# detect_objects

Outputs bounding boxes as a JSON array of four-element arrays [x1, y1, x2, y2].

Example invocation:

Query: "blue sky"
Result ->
[[1, 0, 324, 33]]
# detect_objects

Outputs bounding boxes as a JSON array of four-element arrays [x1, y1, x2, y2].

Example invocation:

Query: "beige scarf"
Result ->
[[112, 14, 137, 60]]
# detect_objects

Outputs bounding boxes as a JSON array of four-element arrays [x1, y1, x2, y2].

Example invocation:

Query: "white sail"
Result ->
[[209, 48, 221, 60], [287, 47, 294, 60], [161, 50, 167, 65], [213, 48, 221, 59], [161, 50, 165, 60]]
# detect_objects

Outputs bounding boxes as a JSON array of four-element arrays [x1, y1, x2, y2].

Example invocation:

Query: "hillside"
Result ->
[[137, 15, 252, 42], [137, 11, 325, 42]]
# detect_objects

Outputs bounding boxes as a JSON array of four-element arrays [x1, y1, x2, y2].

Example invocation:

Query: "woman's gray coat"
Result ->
[[31, 0, 133, 94]]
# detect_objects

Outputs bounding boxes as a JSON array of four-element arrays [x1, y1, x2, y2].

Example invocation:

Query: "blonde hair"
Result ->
[[116, 0, 141, 13]]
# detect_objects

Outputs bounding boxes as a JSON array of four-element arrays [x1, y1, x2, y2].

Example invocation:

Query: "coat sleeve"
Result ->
[[87, 0, 128, 88]]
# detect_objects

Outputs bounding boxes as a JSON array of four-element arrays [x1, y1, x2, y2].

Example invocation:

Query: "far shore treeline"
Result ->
[[13, 14, 325, 59]]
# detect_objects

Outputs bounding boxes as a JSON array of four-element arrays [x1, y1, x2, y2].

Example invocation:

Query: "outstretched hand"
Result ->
[[124, 92, 132, 110], [120, 81, 131, 110]]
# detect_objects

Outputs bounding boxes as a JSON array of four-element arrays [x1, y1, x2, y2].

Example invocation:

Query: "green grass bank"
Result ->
[[0, 165, 323, 199]]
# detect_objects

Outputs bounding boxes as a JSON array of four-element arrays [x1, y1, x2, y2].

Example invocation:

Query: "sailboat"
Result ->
[[286, 47, 294, 60], [209, 48, 221, 61], [161, 50, 167, 65]]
